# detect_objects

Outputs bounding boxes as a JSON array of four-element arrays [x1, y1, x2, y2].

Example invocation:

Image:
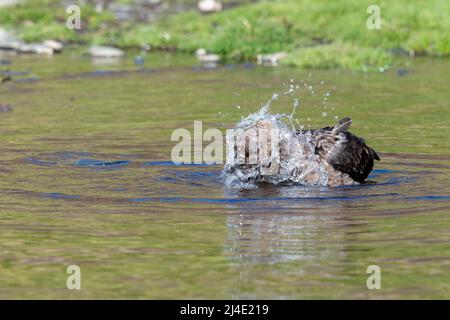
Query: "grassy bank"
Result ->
[[1, 0, 449, 71]]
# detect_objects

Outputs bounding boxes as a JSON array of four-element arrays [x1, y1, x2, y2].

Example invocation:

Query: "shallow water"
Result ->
[[0, 50, 449, 299]]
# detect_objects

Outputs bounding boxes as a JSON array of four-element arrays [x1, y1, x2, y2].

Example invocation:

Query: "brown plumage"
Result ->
[[302, 117, 380, 183]]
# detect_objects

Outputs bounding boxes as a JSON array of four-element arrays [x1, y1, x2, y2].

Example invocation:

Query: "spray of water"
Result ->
[[223, 80, 356, 189]]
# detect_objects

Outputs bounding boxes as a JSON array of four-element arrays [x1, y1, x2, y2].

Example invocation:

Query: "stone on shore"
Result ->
[[198, 0, 222, 14], [196, 49, 221, 69], [0, 28, 22, 50], [18, 43, 54, 55], [195, 48, 207, 57], [0, 0, 21, 7], [43, 40, 64, 53], [89, 45, 125, 58], [198, 54, 220, 63], [196, 48, 220, 63]]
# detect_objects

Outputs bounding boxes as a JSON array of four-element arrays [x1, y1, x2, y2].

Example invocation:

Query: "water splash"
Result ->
[[223, 82, 355, 189]]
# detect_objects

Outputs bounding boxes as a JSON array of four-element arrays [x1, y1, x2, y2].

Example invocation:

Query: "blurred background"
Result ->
[[1, 0, 449, 71]]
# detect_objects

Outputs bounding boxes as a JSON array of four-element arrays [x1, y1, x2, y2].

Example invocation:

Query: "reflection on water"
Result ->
[[0, 52, 449, 299]]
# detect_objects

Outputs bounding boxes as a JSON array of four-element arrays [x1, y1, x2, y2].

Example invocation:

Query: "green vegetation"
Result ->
[[281, 43, 393, 72], [1, 0, 449, 71], [0, 0, 116, 43]]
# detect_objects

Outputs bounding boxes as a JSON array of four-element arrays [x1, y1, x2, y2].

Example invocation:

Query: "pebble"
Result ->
[[198, 0, 222, 13], [89, 45, 125, 58], [18, 43, 54, 55], [0, 28, 22, 50], [43, 40, 64, 52], [195, 48, 221, 68]]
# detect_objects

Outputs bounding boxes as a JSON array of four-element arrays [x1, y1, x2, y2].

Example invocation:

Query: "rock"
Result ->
[[198, 54, 221, 63], [17, 43, 54, 55], [196, 49, 221, 68], [0, 28, 22, 50], [89, 45, 125, 58], [198, 54, 221, 69], [0, 104, 13, 112], [196, 48, 220, 63], [0, 0, 21, 7], [196, 48, 221, 68], [198, 0, 222, 13], [43, 40, 63, 52], [257, 52, 287, 66], [195, 48, 207, 57]]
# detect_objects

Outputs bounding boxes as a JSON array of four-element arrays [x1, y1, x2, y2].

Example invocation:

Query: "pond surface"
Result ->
[[0, 50, 449, 299]]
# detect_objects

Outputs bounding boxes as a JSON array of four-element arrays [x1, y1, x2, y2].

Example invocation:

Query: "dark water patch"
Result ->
[[171, 170, 221, 179], [23, 151, 93, 165], [361, 175, 415, 187], [25, 157, 57, 166], [24, 152, 133, 170], [396, 68, 409, 77], [74, 158, 130, 168], [0, 70, 31, 76], [41, 192, 81, 200], [53, 151, 93, 160], [159, 176, 179, 183], [58, 66, 187, 81], [159, 171, 221, 186], [13, 77, 39, 83], [408, 195, 450, 201], [371, 169, 398, 174], [61, 69, 138, 80], [0, 59, 12, 65]]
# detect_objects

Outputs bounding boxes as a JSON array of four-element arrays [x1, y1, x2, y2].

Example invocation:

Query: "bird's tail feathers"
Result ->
[[332, 117, 352, 133]]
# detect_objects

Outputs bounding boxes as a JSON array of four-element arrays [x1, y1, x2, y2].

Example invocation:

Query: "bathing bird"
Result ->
[[228, 117, 380, 186]]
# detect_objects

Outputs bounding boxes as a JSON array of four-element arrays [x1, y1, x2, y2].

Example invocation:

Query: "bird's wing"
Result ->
[[327, 132, 379, 182]]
